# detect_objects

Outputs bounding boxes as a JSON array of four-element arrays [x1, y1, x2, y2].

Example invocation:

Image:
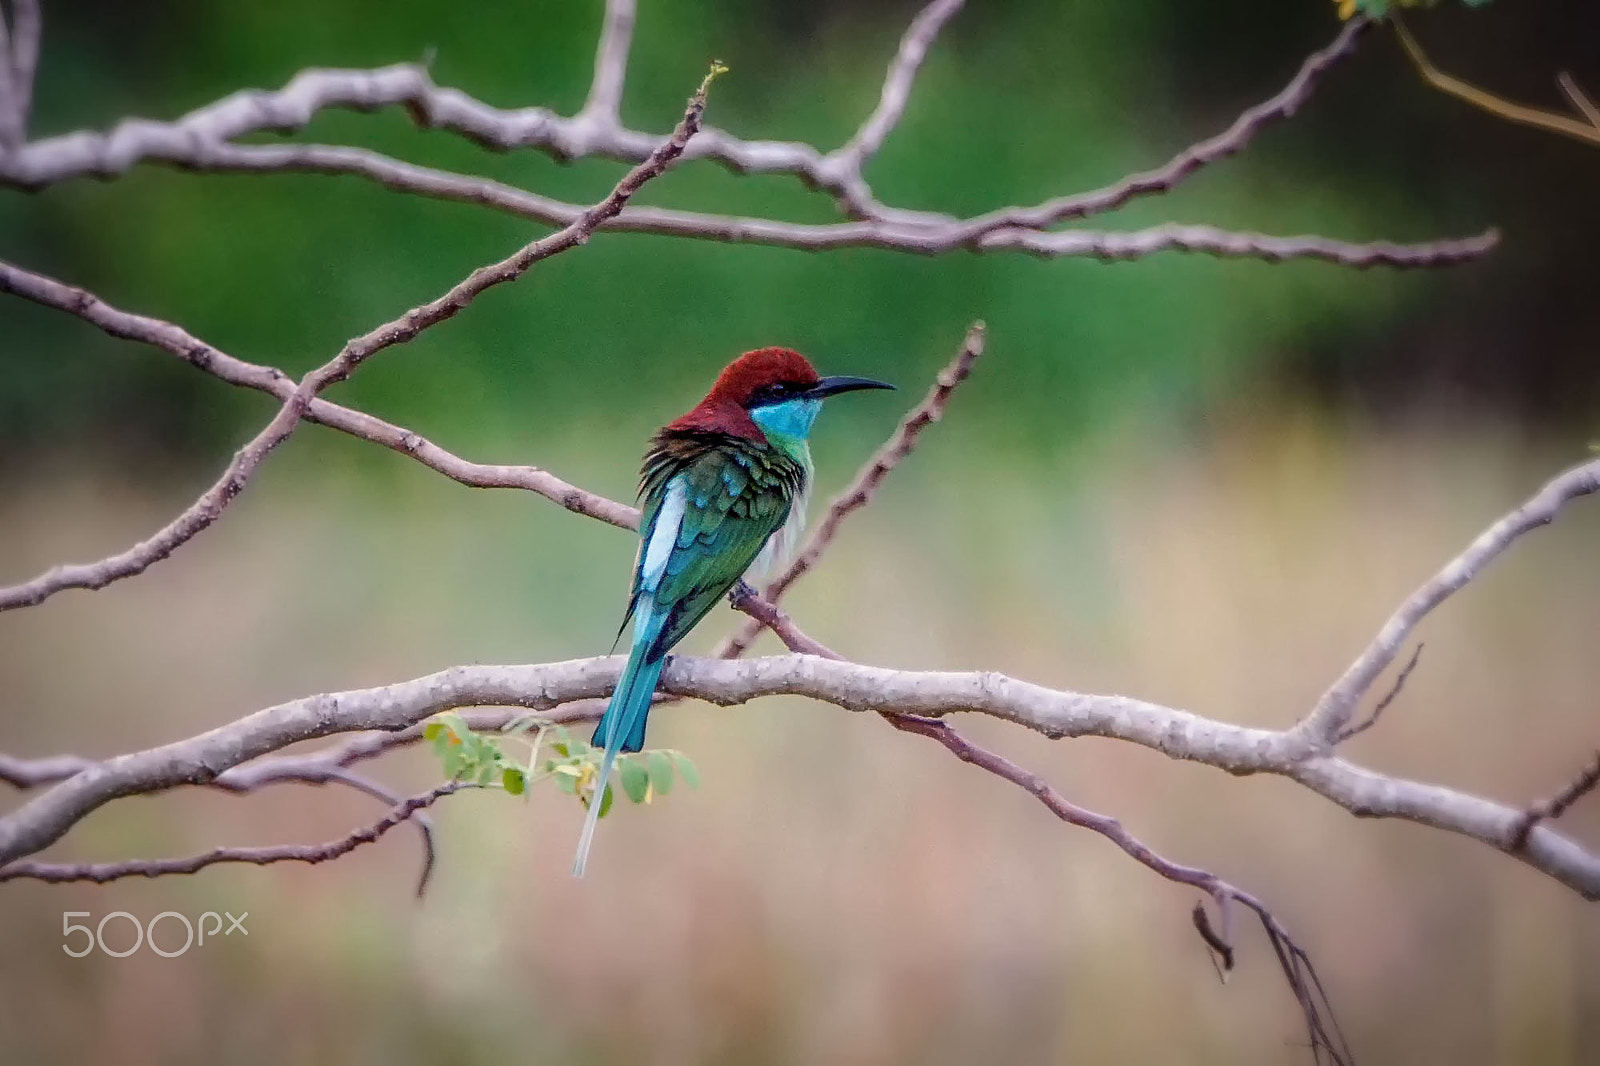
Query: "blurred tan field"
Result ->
[[3, 413, 1597, 1065]]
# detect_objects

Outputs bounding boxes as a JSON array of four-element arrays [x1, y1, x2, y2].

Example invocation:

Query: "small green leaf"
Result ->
[[619, 759, 650, 804], [583, 782, 615, 817], [422, 721, 446, 742], [555, 770, 577, 794], [670, 752, 700, 789], [502, 767, 526, 795], [441, 746, 464, 778], [647, 751, 674, 796]]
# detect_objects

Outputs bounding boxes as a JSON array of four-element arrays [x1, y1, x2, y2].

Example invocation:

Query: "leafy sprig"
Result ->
[[422, 714, 699, 820]]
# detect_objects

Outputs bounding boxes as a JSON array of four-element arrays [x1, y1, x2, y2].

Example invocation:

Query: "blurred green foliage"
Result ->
[[0, 0, 1594, 472]]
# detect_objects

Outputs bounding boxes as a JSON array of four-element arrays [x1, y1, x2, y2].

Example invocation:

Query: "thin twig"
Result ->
[[0, 71, 715, 611], [1335, 643, 1424, 743], [834, 0, 966, 173], [1296, 456, 1600, 745], [0, 783, 460, 893], [887, 711, 1351, 1065], [579, 0, 635, 130], [7, 0, 37, 144], [1558, 72, 1600, 131], [0, 258, 639, 530], [717, 321, 986, 658], [0, 750, 439, 891], [954, 15, 1372, 234], [740, 594, 1352, 1065], [0, 3, 15, 151], [1509, 751, 1600, 852], [0, 15, 1496, 269], [1392, 17, 1600, 148]]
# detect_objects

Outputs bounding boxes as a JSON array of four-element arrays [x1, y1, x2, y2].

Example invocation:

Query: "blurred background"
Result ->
[[2, 0, 1598, 1062]]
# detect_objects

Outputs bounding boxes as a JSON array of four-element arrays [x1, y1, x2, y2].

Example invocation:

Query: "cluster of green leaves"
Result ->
[[1335, 0, 1492, 19], [422, 714, 698, 819]]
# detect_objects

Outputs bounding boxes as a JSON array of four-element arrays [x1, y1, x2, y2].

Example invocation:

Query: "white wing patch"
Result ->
[[641, 477, 687, 592]]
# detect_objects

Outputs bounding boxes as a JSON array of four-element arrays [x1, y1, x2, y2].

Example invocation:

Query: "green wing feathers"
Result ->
[[632, 431, 805, 659]]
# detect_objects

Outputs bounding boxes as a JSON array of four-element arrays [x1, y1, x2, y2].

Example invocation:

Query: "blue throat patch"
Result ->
[[750, 397, 822, 443]]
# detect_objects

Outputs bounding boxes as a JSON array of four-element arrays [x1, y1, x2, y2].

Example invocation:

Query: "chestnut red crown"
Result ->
[[667, 348, 820, 439]]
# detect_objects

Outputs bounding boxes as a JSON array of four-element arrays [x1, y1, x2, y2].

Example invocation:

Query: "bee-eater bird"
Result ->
[[572, 348, 894, 877]]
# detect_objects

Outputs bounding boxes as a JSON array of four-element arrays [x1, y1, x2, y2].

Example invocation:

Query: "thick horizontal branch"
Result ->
[[4, 130, 1496, 268], [3, 653, 1596, 899]]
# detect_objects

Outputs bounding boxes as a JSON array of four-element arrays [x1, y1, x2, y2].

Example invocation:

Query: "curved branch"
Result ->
[[0, 783, 459, 893], [950, 15, 1371, 234], [0, 261, 639, 531], [833, 0, 966, 174], [0, 12, 1494, 271], [1297, 456, 1600, 743], [3, 652, 1597, 899], [0, 75, 713, 611], [580, 0, 635, 128]]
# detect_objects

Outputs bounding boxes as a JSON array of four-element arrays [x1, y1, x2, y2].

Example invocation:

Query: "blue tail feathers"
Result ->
[[572, 605, 669, 878], [591, 651, 665, 755]]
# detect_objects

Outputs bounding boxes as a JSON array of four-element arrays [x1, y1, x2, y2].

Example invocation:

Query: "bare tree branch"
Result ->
[[7, 0, 37, 144], [0, 8, 13, 151], [727, 581, 842, 658], [0, 73, 716, 611], [1510, 751, 1600, 852], [1334, 642, 1424, 744], [1558, 71, 1600, 131], [950, 15, 1370, 233], [0, 12, 1495, 268], [829, 0, 966, 208], [580, 0, 635, 130], [0, 259, 638, 530], [718, 321, 986, 658], [1393, 17, 1600, 149], [0, 783, 460, 894], [885, 711, 1351, 1065], [0, 752, 92, 788], [1297, 457, 1600, 745], [0, 746, 440, 889], [0, 5, 1570, 1060], [739, 574, 1351, 1064], [5, 650, 1599, 899]]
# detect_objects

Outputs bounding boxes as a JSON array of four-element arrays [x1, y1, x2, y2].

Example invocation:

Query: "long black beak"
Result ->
[[803, 375, 896, 400]]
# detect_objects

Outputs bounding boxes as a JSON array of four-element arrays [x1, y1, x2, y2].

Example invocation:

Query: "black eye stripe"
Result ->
[[748, 381, 809, 406]]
